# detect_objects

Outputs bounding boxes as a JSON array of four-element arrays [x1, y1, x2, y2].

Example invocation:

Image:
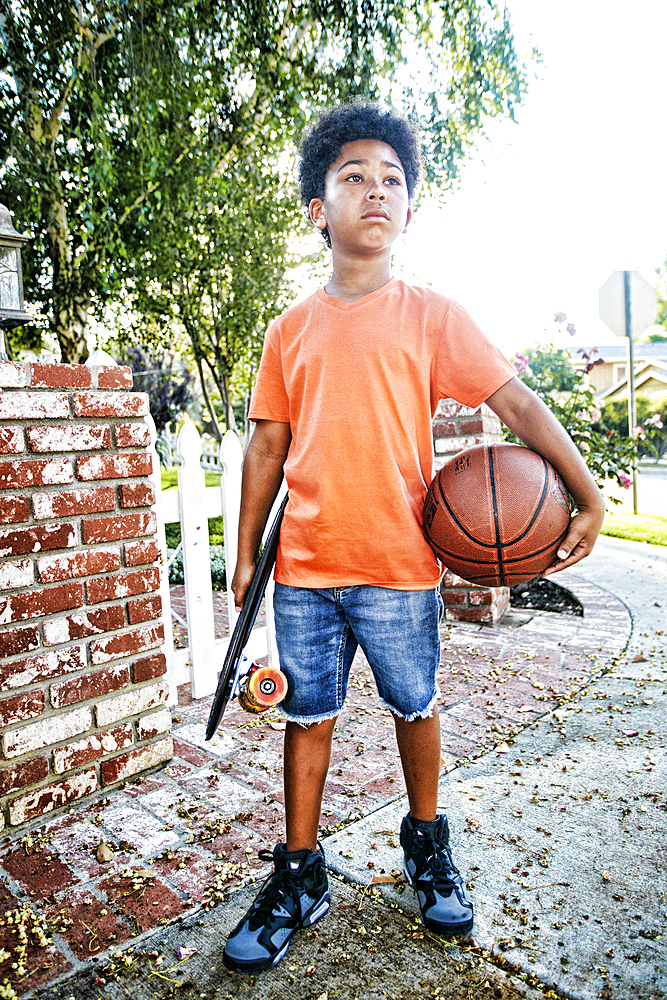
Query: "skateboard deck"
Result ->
[[206, 493, 288, 740]]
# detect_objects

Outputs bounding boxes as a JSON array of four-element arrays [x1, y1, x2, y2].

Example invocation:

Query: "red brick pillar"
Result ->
[[0, 361, 172, 833], [433, 400, 510, 624]]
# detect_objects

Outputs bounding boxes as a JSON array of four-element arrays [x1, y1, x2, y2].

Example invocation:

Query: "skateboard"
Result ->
[[206, 493, 288, 739]]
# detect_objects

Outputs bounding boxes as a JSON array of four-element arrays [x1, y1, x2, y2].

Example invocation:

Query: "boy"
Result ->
[[222, 102, 605, 973]]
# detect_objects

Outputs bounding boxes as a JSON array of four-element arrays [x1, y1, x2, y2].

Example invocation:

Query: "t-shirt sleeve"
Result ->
[[248, 320, 291, 423], [435, 300, 517, 408]]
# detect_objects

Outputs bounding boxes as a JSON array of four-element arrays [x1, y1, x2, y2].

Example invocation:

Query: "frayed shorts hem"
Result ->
[[277, 706, 340, 729], [379, 690, 439, 722]]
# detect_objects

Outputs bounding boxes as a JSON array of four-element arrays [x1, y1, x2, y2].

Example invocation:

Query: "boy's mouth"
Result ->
[[362, 209, 390, 220]]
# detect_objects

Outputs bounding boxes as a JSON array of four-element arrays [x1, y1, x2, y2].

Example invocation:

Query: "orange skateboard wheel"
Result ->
[[240, 665, 288, 712]]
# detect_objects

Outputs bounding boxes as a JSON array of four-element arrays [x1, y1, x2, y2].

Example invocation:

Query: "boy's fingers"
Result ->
[[231, 563, 257, 610], [543, 517, 596, 575]]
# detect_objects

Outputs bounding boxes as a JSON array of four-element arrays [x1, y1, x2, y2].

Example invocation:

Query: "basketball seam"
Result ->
[[426, 444, 570, 587], [435, 450, 555, 551], [487, 445, 505, 586], [428, 532, 567, 567]]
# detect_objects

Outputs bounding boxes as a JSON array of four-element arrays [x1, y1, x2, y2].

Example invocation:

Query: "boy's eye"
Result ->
[[346, 172, 363, 182]]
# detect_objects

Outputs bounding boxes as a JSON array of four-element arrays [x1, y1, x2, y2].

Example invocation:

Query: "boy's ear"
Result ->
[[309, 198, 327, 231], [403, 205, 413, 234]]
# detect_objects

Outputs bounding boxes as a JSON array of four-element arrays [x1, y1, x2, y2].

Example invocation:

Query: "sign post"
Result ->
[[599, 270, 657, 514]]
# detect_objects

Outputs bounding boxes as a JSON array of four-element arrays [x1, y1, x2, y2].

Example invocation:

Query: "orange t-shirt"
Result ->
[[249, 278, 516, 589]]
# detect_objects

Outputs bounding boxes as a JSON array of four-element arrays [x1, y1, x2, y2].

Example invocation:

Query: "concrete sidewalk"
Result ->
[[1, 536, 665, 1000], [326, 537, 667, 1000]]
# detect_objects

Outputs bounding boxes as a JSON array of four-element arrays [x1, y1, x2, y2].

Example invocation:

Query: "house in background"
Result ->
[[571, 341, 667, 403]]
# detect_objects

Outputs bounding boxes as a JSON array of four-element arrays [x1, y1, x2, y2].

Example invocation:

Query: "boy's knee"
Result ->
[[286, 716, 337, 741]]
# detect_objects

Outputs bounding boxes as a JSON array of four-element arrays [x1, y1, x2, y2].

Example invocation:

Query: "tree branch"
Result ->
[[45, 6, 119, 142]]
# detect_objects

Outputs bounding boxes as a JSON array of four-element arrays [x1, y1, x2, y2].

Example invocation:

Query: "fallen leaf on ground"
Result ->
[[177, 945, 198, 961], [96, 841, 114, 863]]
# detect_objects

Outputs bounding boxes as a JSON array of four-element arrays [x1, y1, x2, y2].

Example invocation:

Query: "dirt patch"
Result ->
[[510, 577, 584, 616]]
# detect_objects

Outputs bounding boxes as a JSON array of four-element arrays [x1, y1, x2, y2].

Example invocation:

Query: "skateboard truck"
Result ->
[[233, 654, 288, 714]]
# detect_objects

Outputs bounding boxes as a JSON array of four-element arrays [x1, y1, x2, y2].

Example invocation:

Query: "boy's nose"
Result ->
[[367, 188, 386, 200]]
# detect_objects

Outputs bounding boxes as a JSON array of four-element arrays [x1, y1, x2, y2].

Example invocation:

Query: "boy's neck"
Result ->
[[324, 252, 394, 304]]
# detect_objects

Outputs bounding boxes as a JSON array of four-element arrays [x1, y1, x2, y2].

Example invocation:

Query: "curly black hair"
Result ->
[[298, 100, 422, 247]]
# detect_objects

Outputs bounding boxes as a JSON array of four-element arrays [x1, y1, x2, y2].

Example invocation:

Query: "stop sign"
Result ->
[[599, 270, 657, 338]]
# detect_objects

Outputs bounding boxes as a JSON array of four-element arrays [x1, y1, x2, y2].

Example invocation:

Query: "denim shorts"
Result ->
[[272, 583, 443, 725]]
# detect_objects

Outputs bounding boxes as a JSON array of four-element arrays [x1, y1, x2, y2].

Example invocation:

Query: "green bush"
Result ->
[[601, 394, 667, 461], [167, 546, 226, 588], [163, 514, 225, 550], [509, 343, 645, 499]]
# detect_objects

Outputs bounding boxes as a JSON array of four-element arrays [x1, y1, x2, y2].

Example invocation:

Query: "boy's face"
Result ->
[[309, 138, 412, 255]]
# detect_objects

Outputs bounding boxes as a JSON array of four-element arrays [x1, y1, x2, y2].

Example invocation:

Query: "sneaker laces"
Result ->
[[419, 835, 460, 889], [248, 849, 305, 929]]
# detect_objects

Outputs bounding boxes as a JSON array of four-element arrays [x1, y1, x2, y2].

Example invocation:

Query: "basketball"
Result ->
[[423, 443, 571, 587]]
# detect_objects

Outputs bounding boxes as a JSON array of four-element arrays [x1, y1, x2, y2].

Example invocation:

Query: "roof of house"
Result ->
[[595, 358, 667, 401], [571, 342, 667, 363]]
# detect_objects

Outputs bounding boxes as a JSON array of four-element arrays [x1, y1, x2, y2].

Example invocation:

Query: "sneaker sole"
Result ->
[[403, 865, 474, 938], [222, 893, 331, 974]]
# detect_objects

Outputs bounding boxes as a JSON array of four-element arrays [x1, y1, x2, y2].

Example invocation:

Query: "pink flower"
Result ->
[[513, 352, 532, 375], [591, 407, 601, 422], [567, 322, 577, 337], [554, 311, 567, 324], [619, 472, 633, 489], [632, 425, 645, 439], [579, 441, 590, 452], [647, 413, 664, 428]]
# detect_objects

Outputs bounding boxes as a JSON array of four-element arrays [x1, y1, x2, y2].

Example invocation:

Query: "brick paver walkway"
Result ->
[[0, 571, 630, 996]]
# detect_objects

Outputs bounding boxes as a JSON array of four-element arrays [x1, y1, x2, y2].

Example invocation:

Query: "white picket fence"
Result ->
[[147, 417, 284, 705], [160, 426, 223, 471]]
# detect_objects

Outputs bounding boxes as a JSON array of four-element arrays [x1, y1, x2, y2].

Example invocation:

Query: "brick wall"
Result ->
[[0, 361, 172, 834], [433, 399, 510, 624]]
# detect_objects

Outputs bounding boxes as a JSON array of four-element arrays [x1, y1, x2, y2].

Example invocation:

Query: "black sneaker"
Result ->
[[400, 813, 474, 936], [222, 843, 330, 973]]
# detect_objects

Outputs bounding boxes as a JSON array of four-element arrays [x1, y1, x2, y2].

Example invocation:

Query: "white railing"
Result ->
[[147, 418, 283, 705]]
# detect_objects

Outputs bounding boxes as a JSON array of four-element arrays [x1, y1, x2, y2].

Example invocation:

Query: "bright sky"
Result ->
[[392, 0, 667, 357]]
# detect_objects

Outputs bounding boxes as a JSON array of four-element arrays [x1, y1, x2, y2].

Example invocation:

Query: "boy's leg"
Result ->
[[395, 706, 474, 938], [224, 586, 354, 973], [284, 716, 337, 850], [343, 585, 473, 938], [393, 707, 441, 821], [222, 717, 335, 974]]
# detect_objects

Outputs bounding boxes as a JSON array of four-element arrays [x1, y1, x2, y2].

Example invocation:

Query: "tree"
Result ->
[[123, 148, 298, 437], [119, 346, 192, 435], [1, 0, 531, 362]]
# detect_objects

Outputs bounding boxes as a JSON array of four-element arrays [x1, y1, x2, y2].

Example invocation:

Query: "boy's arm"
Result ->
[[231, 419, 292, 609], [485, 377, 605, 575]]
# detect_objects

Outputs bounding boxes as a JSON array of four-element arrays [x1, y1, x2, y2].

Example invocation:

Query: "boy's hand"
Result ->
[[542, 500, 605, 576], [486, 378, 606, 576], [231, 557, 258, 611]]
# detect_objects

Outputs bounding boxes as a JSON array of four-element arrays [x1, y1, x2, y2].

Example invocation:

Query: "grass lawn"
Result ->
[[601, 511, 667, 546], [161, 468, 221, 490]]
